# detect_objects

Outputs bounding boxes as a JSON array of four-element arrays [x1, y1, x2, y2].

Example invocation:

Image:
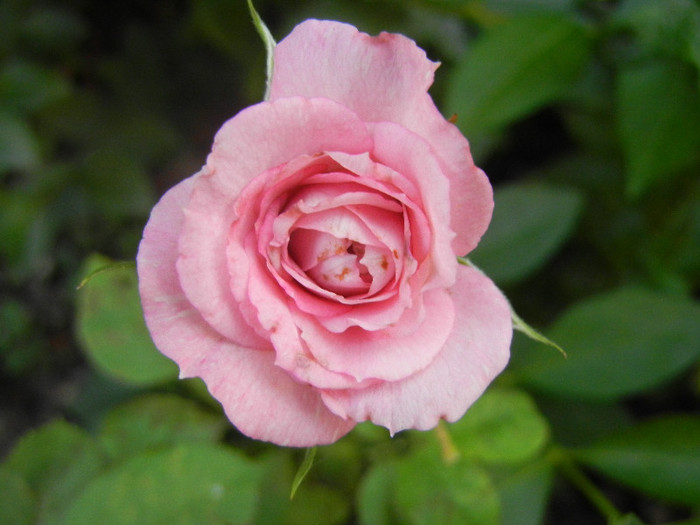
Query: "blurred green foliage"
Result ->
[[1, 0, 700, 524]]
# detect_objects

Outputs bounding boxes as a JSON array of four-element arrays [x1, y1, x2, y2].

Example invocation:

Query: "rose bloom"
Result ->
[[137, 20, 512, 446]]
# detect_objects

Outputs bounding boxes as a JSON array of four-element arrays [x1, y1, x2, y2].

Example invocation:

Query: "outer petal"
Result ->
[[270, 20, 437, 136], [138, 176, 267, 353], [201, 345, 356, 447], [270, 19, 493, 255], [320, 265, 512, 435], [137, 177, 354, 446], [209, 96, 373, 198]]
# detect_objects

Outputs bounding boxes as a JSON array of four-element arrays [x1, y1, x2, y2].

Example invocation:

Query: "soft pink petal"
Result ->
[[201, 344, 355, 447], [368, 122, 457, 290], [357, 243, 395, 296], [267, 156, 432, 333], [208, 96, 373, 198], [244, 233, 370, 391], [139, 175, 268, 352], [288, 229, 350, 272], [281, 181, 404, 219], [286, 205, 403, 299], [252, 157, 357, 319], [270, 19, 438, 136], [137, 178, 352, 446], [294, 287, 455, 383], [307, 253, 371, 295], [292, 207, 381, 248], [325, 152, 432, 265], [448, 160, 494, 256], [179, 99, 371, 342], [271, 19, 493, 255], [320, 264, 512, 435], [315, 280, 412, 334]]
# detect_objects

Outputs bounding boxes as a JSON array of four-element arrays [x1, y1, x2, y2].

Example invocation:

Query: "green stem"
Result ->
[[550, 447, 622, 523], [435, 420, 460, 465]]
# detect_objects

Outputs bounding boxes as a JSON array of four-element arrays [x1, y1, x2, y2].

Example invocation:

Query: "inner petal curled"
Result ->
[[289, 229, 393, 297]]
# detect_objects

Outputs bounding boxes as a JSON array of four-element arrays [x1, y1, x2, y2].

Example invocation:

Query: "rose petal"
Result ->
[[270, 19, 492, 255], [368, 122, 457, 290], [139, 178, 353, 446], [294, 287, 455, 383], [270, 20, 438, 138], [325, 152, 432, 265], [138, 176, 268, 352], [307, 252, 371, 295], [244, 233, 372, 391], [320, 264, 512, 435], [202, 344, 356, 447], [209, 96, 373, 198], [180, 98, 372, 341]]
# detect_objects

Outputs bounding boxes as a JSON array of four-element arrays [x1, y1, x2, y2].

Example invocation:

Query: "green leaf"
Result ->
[[577, 415, 700, 506], [611, 514, 646, 525], [0, 112, 40, 173], [76, 254, 178, 385], [0, 60, 71, 114], [614, 0, 700, 61], [0, 298, 31, 347], [246, 0, 275, 100], [99, 393, 227, 461], [494, 460, 553, 525], [616, 59, 700, 197], [423, 0, 577, 22], [254, 452, 296, 525], [287, 484, 350, 525], [80, 149, 156, 220], [449, 388, 549, 465], [511, 309, 566, 357], [312, 439, 364, 493], [76, 260, 135, 290], [447, 15, 590, 140], [512, 287, 700, 400], [691, 25, 700, 90], [357, 463, 395, 525], [58, 443, 263, 525], [394, 450, 500, 525], [290, 447, 316, 500], [254, 451, 349, 525], [1, 420, 106, 524], [469, 182, 584, 285], [533, 397, 633, 448], [0, 467, 36, 525], [481, 0, 577, 13], [19, 7, 86, 55]]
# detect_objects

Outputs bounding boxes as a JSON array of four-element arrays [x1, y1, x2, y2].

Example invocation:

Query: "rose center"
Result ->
[[288, 228, 393, 298]]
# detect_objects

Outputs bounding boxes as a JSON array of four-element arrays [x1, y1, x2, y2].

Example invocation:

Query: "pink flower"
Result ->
[[137, 20, 512, 447]]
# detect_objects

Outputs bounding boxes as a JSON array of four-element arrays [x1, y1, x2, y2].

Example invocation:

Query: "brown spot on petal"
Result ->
[[392, 249, 399, 259], [335, 267, 350, 281], [448, 113, 458, 124], [381, 257, 388, 270]]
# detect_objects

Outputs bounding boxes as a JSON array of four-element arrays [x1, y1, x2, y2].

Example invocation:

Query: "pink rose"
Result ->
[[137, 20, 512, 446]]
